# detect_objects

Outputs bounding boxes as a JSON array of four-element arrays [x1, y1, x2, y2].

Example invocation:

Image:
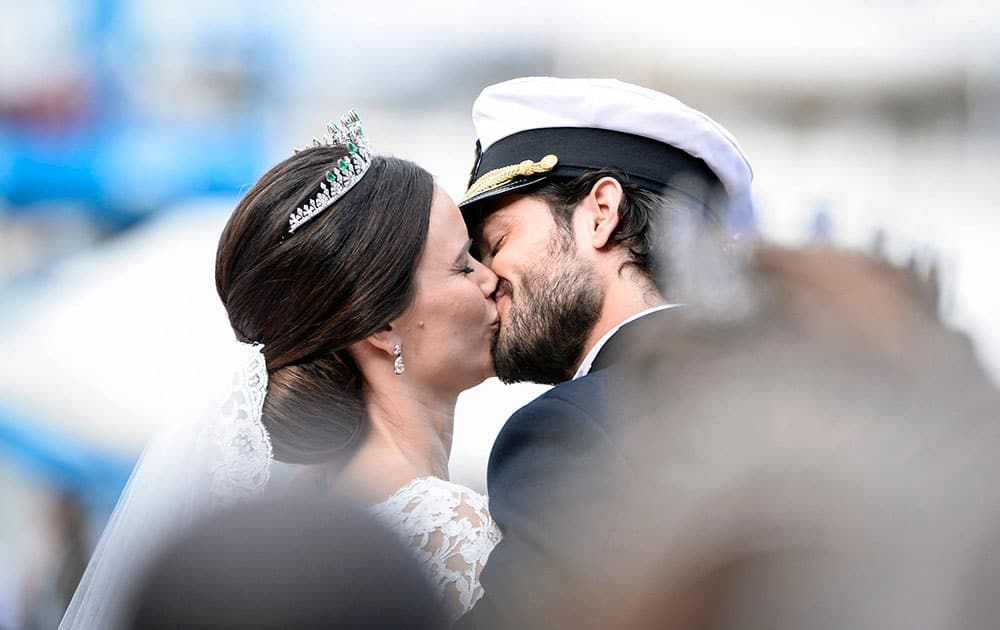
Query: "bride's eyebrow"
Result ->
[[453, 239, 473, 266]]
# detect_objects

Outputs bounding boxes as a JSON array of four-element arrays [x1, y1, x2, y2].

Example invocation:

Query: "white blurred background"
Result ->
[[1, 0, 998, 626]]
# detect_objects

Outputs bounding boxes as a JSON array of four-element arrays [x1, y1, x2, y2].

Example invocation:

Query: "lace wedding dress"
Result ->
[[60, 343, 500, 628], [370, 477, 502, 623]]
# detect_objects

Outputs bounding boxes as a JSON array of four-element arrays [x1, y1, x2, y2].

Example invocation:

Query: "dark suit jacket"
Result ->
[[458, 308, 675, 629]]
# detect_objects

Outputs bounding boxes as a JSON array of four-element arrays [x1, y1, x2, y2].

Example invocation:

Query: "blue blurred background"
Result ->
[[1, 0, 998, 626]]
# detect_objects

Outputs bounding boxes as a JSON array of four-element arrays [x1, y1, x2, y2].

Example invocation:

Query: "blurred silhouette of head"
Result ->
[[543, 243, 1000, 630], [124, 492, 445, 630]]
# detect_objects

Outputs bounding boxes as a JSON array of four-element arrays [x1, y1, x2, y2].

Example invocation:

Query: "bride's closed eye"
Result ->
[[454, 239, 475, 274]]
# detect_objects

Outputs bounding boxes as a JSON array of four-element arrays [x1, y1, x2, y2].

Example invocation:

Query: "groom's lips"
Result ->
[[491, 317, 501, 333]]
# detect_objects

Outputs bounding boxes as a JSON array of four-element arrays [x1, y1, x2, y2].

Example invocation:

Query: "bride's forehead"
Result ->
[[429, 188, 463, 223], [425, 198, 469, 249]]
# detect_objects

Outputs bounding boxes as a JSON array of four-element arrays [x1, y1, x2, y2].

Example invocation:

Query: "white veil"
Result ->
[[59, 341, 273, 630]]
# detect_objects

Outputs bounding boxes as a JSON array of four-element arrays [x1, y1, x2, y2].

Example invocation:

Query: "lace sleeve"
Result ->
[[370, 479, 502, 622]]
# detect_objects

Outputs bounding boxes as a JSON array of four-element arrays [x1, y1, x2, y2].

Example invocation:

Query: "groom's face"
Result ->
[[478, 195, 605, 385]]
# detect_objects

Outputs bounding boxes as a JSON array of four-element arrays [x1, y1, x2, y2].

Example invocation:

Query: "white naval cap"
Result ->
[[460, 77, 754, 234]]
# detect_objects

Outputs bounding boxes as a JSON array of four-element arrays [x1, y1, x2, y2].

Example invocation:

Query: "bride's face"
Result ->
[[393, 187, 499, 392]]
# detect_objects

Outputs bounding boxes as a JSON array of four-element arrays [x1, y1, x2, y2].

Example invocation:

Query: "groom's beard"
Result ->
[[492, 248, 604, 385]]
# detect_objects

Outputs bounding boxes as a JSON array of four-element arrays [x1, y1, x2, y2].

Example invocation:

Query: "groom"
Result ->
[[456, 77, 753, 628]]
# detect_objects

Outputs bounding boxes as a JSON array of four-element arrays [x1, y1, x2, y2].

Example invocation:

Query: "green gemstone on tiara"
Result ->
[[288, 108, 373, 235]]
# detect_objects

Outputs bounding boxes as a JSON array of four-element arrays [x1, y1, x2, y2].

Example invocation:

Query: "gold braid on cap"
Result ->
[[463, 154, 558, 202]]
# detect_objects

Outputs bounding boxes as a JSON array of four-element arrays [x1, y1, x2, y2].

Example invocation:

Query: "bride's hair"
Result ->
[[215, 146, 433, 464]]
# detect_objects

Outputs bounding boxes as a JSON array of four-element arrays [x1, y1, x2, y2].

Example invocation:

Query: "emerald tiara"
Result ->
[[288, 109, 374, 234]]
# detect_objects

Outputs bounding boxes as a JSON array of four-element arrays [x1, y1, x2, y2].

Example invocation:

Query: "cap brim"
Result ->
[[459, 174, 552, 232]]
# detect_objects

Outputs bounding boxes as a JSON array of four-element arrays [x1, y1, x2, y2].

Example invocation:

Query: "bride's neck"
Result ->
[[334, 386, 455, 504]]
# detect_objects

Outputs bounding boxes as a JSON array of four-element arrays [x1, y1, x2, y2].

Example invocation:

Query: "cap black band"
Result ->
[[461, 126, 722, 210]]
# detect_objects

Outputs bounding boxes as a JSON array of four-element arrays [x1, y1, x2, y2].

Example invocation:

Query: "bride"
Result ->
[[61, 111, 502, 627]]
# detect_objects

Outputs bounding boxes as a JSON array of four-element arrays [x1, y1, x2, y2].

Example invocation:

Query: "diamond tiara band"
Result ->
[[288, 109, 374, 234]]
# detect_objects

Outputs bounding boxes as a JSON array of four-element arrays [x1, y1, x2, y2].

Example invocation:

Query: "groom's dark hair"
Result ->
[[530, 169, 723, 296], [216, 147, 434, 464]]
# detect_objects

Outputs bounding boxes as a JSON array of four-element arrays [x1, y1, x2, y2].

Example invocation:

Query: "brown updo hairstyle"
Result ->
[[215, 146, 433, 464]]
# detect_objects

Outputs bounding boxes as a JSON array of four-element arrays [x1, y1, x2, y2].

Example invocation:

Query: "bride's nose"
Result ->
[[474, 258, 498, 297]]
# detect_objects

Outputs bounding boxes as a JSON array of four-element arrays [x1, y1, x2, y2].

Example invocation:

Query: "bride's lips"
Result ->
[[491, 316, 501, 333]]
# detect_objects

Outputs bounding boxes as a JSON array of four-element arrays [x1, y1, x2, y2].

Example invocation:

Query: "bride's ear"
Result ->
[[358, 324, 399, 359]]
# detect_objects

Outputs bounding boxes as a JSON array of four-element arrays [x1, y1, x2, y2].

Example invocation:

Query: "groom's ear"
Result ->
[[584, 176, 624, 250]]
